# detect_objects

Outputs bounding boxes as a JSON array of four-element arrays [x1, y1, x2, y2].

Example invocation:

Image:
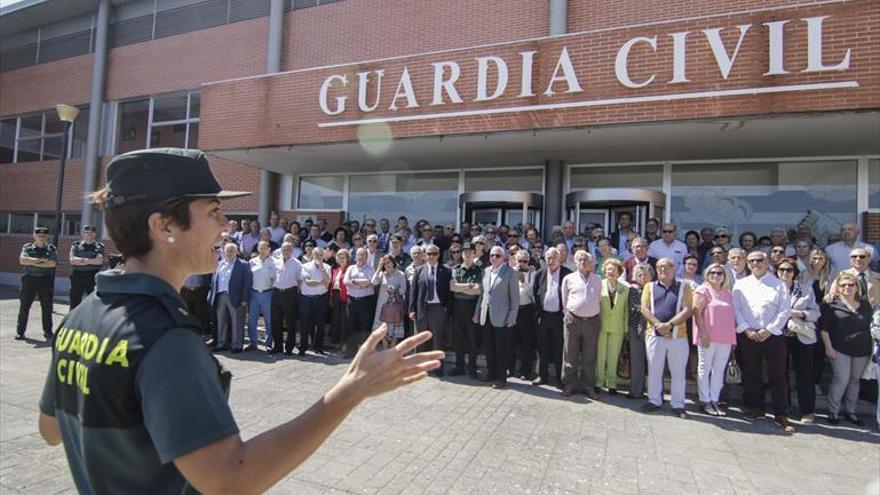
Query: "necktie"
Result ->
[[427, 265, 436, 300], [859, 272, 869, 302]]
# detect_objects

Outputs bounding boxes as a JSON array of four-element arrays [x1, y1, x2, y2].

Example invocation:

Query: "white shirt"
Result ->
[[344, 263, 375, 298], [543, 267, 562, 312], [517, 269, 535, 306], [647, 239, 688, 269], [366, 249, 382, 268], [732, 272, 790, 335], [249, 256, 275, 291], [274, 256, 302, 289], [300, 260, 331, 296], [216, 258, 235, 293], [269, 226, 285, 245], [826, 240, 877, 278], [426, 263, 441, 303]]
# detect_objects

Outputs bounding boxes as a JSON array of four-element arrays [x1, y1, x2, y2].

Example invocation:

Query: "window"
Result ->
[[117, 92, 201, 153], [9, 213, 33, 234], [36, 214, 58, 234], [464, 168, 543, 193], [570, 165, 663, 191], [297, 175, 344, 209], [671, 161, 858, 246], [1, 107, 89, 164], [0, 213, 8, 234], [870, 159, 880, 210], [64, 213, 82, 236], [348, 172, 459, 226]]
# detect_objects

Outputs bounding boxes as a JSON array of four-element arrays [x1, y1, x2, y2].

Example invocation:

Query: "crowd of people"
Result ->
[[17, 210, 880, 433]]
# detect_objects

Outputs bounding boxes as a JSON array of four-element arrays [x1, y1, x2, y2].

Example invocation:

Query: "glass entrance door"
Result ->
[[472, 208, 501, 227], [459, 191, 544, 232]]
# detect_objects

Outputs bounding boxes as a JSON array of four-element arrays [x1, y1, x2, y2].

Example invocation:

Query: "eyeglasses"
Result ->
[[747, 259, 765, 264], [839, 283, 856, 288], [451, 250, 461, 254], [353, 237, 363, 241], [711, 251, 724, 256], [426, 252, 439, 257], [662, 229, 675, 234], [707, 271, 725, 276], [715, 234, 729, 239], [771, 249, 786, 254], [489, 253, 503, 258], [518, 260, 529, 264], [367, 239, 378, 243], [777, 267, 794, 273], [486, 231, 496, 235], [850, 254, 867, 259], [657, 265, 673, 270]]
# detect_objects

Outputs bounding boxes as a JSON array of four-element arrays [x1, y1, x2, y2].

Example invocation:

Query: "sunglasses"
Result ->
[[353, 238, 363, 241], [426, 252, 439, 257], [839, 283, 856, 288], [777, 267, 794, 273], [748, 259, 765, 264], [715, 234, 729, 238], [662, 230, 675, 233], [707, 271, 725, 276], [451, 250, 461, 254], [711, 251, 724, 256], [365, 224, 375, 227], [771, 249, 786, 254], [850, 254, 867, 259], [368, 239, 378, 243], [518, 260, 529, 264], [489, 253, 503, 258]]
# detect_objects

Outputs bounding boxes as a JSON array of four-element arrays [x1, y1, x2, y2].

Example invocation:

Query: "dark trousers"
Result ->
[[329, 290, 347, 345], [180, 286, 211, 334], [271, 288, 299, 352], [536, 311, 564, 384], [452, 298, 480, 373], [511, 304, 536, 377], [738, 333, 789, 415], [69, 269, 98, 309], [416, 303, 447, 355], [299, 294, 328, 352], [788, 337, 816, 415], [346, 296, 374, 350], [17, 275, 53, 337], [484, 324, 511, 383]]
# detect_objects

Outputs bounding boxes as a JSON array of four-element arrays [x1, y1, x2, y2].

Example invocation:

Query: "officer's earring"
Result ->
[[166, 236, 175, 244]]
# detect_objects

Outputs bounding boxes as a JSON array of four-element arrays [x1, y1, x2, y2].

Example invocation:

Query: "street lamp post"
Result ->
[[53, 104, 80, 248]]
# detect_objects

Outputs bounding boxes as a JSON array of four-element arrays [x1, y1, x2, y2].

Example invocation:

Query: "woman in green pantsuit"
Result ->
[[596, 258, 629, 394]]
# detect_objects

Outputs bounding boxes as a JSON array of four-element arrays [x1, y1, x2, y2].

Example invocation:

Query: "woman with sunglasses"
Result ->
[[804, 248, 832, 393], [776, 258, 820, 423], [692, 263, 736, 416], [820, 272, 874, 425]]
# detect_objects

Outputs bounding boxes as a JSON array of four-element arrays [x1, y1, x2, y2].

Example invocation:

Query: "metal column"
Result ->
[[258, 0, 285, 224], [80, 0, 110, 228], [544, 159, 564, 240], [549, 0, 567, 36]]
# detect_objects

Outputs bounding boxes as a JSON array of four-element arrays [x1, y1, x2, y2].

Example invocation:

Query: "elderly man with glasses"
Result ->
[[733, 251, 795, 432], [560, 250, 602, 399], [647, 223, 688, 272], [410, 245, 452, 375], [473, 246, 520, 389], [825, 248, 880, 306], [826, 222, 878, 278]]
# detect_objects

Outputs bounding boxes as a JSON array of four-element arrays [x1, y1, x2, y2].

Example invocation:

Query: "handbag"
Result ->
[[725, 357, 742, 385], [786, 317, 816, 341], [617, 338, 631, 379]]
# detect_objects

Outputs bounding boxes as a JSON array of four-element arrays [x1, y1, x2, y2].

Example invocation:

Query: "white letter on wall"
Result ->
[[319, 74, 348, 116], [357, 70, 384, 112], [703, 24, 751, 79], [669, 31, 690, 84], [431, 62, 463, 105], [543, 47, 584, 96], [804, 16, 851, 72], [388, 67, 419, 111], [518, 51, 537, 97], [615, 36, 657, 89], [763, 20, 789, 75], [475, 56, 509, 102]]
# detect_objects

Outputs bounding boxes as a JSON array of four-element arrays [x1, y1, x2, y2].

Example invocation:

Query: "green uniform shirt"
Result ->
[[70, 241, 105, 272], [21, 242, 57, 277], [452, 263, 482, 300], [39, 272, 238, 494]]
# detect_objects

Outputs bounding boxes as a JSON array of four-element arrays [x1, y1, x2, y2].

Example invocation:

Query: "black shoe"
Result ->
[[449, 368, 465, 377], [43, 332, 53, 340], [492, 381, 506, 389], [531, 377, 547, 386], [673, 408, 689, 419], [267, 348, 282, 355], [827, 413, 840, 425], [14, 334, 25, 340], [607, 388, 617, 396], [433, 369, 445, 378], [298, 348, 306, 356], [468, 370, 479, 380], [315, 349, 326, 355], [284, 350, 293, 356], [480, 375, 494, 382], [593, 386, 601, 394], [744, 409, 765, 420], [843, 413, 864, 427], [775, 415, 796, 432], [244, 344, 258, 352], [641, 403, 662, 413], [231, 348, 243, 354]]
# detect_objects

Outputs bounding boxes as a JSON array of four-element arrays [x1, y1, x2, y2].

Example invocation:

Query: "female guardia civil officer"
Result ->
[[37, 148, 444, 494]]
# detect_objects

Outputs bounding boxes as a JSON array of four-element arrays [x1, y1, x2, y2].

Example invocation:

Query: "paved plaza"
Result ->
[[1, 292, 879, 494]]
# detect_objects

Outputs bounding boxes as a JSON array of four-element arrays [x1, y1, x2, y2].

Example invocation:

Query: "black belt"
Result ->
[[274, 286, 298, 292], [566, 311, 598, 321], [251, 288, 272, 293], [302, 293, 327, 298], [349, 295, 372, 301]]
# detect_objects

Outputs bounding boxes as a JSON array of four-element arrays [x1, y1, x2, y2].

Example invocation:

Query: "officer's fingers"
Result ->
[[395, 331, 432, 355], [361, 325, 388, 353], [401, 351, 445, 368]]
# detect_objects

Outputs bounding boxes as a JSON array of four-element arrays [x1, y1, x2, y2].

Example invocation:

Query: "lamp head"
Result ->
[[55, 104, 79, 123]]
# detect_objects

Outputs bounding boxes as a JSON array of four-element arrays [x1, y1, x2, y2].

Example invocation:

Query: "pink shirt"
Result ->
[[561, 271, 602, 318], [693, 285, 737, 345]]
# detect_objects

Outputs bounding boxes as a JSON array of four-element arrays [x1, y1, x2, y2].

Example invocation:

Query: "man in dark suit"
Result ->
[[209, 243, 252, 352], [609, 211, 635, 258], [531, 246, 571, 388], [473, 246, 520, 389], [409, 244, 452, 376], [623, 237, 658, 284]]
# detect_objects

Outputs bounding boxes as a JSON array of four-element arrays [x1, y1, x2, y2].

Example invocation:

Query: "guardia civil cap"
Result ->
[[103, 148, 250, 208]]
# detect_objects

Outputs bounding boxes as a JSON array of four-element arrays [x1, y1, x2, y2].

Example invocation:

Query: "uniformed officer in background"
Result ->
[[16, 226, 57, 341], [68, 224, 104, 309], [38, 148, 443, 494]]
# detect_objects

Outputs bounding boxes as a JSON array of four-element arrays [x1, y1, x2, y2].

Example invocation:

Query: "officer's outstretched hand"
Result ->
[[335, 325, 444, 402]]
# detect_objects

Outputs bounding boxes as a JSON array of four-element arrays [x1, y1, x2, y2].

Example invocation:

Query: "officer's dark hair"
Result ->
[[89, 186, 194, 258]]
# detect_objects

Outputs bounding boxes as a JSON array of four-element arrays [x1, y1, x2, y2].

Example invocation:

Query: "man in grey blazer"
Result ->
[[473, 246, 520, 389]]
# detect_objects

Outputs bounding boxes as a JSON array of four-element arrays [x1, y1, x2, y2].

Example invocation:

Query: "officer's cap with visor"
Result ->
[[102, 148, 250, 208]]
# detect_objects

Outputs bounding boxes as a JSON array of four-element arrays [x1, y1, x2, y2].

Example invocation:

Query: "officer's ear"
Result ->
[[146, 212, 177, 246]]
